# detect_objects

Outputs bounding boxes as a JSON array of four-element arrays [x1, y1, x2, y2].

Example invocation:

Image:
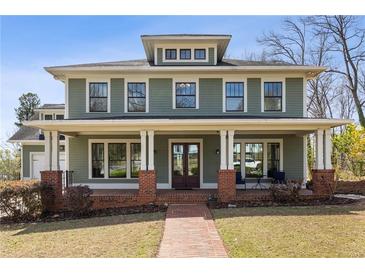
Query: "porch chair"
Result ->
[[236, 171, 246, 190], [271, 171, 286, 185]]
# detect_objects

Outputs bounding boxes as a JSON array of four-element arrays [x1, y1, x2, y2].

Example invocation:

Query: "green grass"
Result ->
[[212, 202, 365, 258], [0, 212, 165, 258]]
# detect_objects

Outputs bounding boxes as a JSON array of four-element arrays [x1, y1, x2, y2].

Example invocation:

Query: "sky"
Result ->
[[0, 15, 290, 144]]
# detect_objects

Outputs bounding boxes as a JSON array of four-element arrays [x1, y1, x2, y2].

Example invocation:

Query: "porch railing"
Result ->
[[62, 170, 74, 189]]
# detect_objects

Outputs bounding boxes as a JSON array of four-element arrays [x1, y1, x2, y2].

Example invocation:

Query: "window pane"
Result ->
[[267, 143, 280, 177], [245, 143, 263, 178], [188, 144, 198, 176], [264, 98, 282, 111], [92, 143, 104, 178], [226, 98, 244, 111], [264, 82, 282, 97], [44, 114, 53, 120], [180, 49, 191, 59], [194, 49, 206, 59], [89, 83, 107, 97], [90, 98, 107, 112], [176, 96, 196, 108], [131, 143, 141, 178], [56, 115, 64, 120], [176, 83, 196, 95], [226, 82, 243, 97], [233, 143, 241, 172], [165, 49, 177, 60], [128, 83, 145, 97], [128, 98, 146, 112], [173, 144, 184, 176]]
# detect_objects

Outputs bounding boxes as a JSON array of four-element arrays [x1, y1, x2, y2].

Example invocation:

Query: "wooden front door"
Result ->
[[172, 143, 200, 189]]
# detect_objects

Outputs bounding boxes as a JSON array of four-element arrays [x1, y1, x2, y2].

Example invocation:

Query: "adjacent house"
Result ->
[[9, 34, 351, 207]]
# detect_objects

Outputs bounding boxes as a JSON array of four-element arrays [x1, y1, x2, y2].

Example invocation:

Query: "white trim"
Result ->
[[227, 130, 235, 169], [235, 138, 284, 179], [173, 77, 199, 109], [220, 130, 227, 169], [324, 128, 332, 169], [261, 77, 286, 113], [29, 152, 44, 179], [88, 138, 141, 180], [85, 78, 111, 113], [65, 136, 70, 171], [140, 130, 147, 170], [168, 138, 203, 189], [157, 183, 170, 189], [124, 77, 150, 113], [315, 129, 324, 169], [44, 131, 51, 171], [51, 131, 60, 170], [223, 77, 247, 112], [147, 130, 154, 170], [303, 76, 307, 117], [201, 183, 217, 189], [20, 146, 23, 179], [161, 46, 209, 63], [65, 76, 69, 119], [76, 183, 139, 190], [303, 135, 307, 188]]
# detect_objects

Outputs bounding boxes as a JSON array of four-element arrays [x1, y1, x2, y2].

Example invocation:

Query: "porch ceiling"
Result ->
[[24, 118, 352, 136]]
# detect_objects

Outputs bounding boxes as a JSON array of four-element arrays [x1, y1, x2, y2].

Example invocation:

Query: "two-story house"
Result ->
[[13, 34, 351, 206]]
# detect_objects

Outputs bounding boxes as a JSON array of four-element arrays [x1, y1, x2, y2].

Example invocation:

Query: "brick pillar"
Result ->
[[138, 170, 156, 204], [312, 169, 336, 196], [218, 169, 236, 203], [41, 170, 64, 212]]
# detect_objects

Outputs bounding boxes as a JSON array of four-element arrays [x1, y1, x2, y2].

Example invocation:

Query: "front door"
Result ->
[[172, 143, 200, 189]]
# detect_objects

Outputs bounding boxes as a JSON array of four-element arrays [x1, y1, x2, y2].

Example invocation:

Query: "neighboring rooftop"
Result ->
[[36, 103, 65, 110]]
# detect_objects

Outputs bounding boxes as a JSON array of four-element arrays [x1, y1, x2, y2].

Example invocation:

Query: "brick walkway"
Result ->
[[158, 204, 228, 258]]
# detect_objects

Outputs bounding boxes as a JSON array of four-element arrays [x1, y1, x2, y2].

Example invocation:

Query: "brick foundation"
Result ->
[[312, 169, 336, 196], [218, 169, 236, 203], [335, 180, 365, 195], [40, 170, 64, 212], [138, 170, 157, 203]]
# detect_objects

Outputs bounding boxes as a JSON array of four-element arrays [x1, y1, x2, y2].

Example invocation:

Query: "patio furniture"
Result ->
[[236, 171, 246, 190], [272, 171, 286, 185]]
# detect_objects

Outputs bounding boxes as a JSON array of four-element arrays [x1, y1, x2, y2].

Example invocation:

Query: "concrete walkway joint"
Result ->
[[158, 204, 228, 258]]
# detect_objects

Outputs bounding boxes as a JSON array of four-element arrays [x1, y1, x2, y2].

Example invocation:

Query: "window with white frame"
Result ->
[[194, 49, 206, 60], [165, 49, 177, 60], [180, 49, 191, 60], [264, 82, 283, 111], [89, 82, 108, 112], [225, 82, 244, 111], [175, 82, 196, 108], [127, 83, 146, 112], [90, 140, 141, 179]]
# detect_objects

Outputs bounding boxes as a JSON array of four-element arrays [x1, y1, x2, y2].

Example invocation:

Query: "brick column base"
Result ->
[[218, 169, 236, 203], [40, 170, 64, 212], [138, 170, 157, 204], [312, 169, 336, 196]]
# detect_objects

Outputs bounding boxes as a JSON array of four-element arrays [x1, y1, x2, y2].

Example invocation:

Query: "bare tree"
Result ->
[[311, 16, 365, 127], [258, 17, 338, 119]]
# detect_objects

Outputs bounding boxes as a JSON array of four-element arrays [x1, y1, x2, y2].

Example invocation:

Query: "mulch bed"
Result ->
[[209, 196, 358, 209], [0, 204, 168, 225]]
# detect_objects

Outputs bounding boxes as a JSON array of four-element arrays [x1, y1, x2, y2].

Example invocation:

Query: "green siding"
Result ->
[[156, 48, 215, 66], [22, 145, 44, 178], [68, 134, 304, 186], [68, 77, 304, 119]]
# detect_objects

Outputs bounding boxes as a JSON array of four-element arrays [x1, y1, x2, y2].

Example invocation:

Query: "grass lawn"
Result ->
[[212, 201, 365, 258], [0, 212, 165, 258]]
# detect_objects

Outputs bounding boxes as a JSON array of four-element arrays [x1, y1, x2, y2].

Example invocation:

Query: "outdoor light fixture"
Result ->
[[216, 148, 220, 155]]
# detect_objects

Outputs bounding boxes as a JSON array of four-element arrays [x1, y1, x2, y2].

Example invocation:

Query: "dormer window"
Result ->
[[194, 49, 206, 60], [180, 49, 191, 60], [165, 49, 177, 60]]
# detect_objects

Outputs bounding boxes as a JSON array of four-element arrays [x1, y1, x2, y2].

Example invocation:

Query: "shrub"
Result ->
[[0, 180, 44, 220], [270, 180, 302, 203], [64, 186, 93, 216]]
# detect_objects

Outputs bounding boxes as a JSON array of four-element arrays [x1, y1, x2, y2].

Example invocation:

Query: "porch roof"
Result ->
[[24, 117, 352, 135]]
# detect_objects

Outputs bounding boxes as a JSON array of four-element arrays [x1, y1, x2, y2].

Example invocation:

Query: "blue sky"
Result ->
[[0, 16, 288, 143]]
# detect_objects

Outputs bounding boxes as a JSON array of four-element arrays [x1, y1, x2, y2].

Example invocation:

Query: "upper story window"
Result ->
[[44, 114, 53, 120], [226, 82, 244, 112], [56, 114, 64, 120], [165, 49, 177, 60], [128, 83, 146, 112], [175, 82, 196, 108], [180, 49, 191, 60], [89, 82, 108, 112], [264, 82, 283, 111], [194, 49, 206, 60]]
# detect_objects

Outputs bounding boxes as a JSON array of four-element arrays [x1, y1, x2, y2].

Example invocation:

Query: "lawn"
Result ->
[[0, 212, 165, 258], [212, 201, 365, 258]]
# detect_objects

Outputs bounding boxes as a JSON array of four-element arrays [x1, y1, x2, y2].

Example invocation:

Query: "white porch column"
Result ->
[[44, 131, 52, 171], [324, 128, 332, 169], [140, 130, 147, 171], [147, 130, 154, 170], [51, 131, 60, 170], [220, 130, 227, 170], [315, 129, 324, 169], [227, 130, 235, 170]]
